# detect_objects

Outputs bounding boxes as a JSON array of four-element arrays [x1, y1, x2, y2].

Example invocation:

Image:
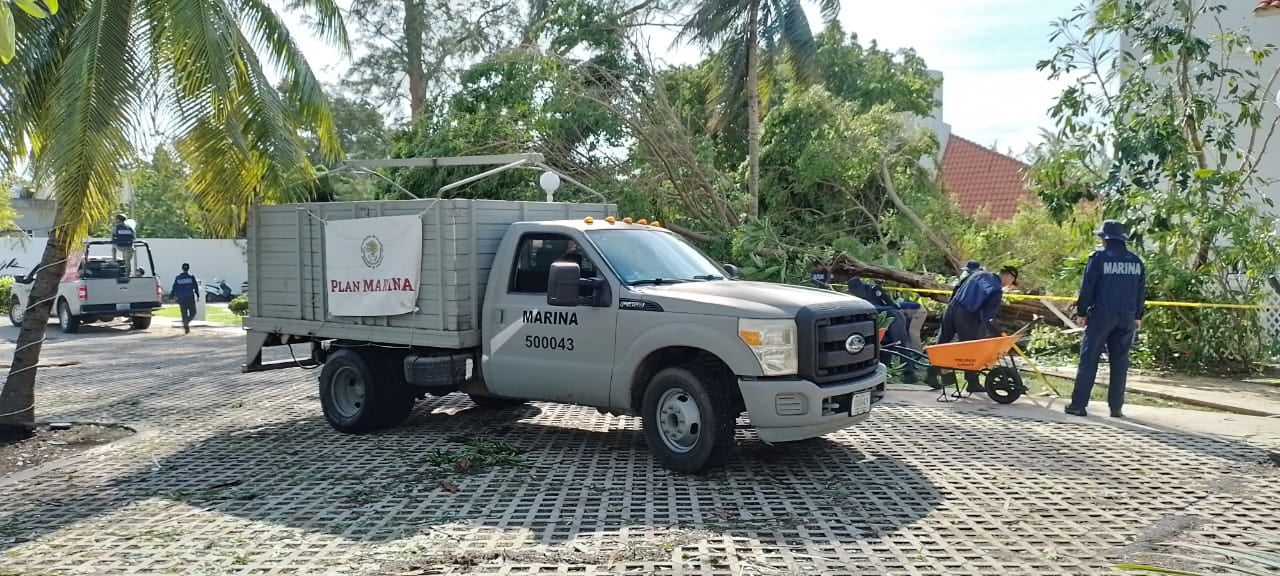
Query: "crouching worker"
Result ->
[[847, 276, 918, 384], [926, 265, 1018, 393]]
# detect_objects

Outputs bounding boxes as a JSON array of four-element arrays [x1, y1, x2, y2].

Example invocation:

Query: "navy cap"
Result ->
[[1095, 220, 1129, 242], [964, 260, 980, 271]]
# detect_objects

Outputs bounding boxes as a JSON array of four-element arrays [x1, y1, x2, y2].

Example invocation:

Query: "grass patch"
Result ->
[[427, 436, 528, 474], [154, 304, 241, 325]]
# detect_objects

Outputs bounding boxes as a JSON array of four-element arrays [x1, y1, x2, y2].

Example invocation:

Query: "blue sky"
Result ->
[[285, 0, 1084, 155]]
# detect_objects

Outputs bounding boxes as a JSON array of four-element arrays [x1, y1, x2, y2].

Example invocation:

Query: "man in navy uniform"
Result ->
[[847, 276, 919, 383], [111, 214, 136, 271], [1066, 220, 1146, 418], [171, 263, 200, 334], [809, 260, 833, 290], [927, 265, 1019, 392]]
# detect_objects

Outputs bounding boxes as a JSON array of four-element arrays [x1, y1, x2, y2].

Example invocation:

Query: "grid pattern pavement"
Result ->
[[0, 324, 1277, 575]]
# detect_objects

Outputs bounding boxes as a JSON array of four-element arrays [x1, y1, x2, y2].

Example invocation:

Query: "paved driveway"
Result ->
[[0, 325, 1276, 575]]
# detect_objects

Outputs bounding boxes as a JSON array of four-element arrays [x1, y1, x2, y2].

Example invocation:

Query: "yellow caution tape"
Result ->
[[830, 284, 1280, 310]]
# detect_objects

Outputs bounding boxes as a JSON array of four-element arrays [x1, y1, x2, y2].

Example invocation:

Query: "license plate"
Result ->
[[850, 392, 871, 416], [115, 303, 129, 313]]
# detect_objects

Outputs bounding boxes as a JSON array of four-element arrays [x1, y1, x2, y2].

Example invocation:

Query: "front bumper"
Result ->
[[739, 363, 887, 443]]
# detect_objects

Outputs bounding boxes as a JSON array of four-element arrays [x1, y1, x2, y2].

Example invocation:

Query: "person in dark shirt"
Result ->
[[111, 214, 136, 271], [809, 260, 833, 290], [1065, 220, 1146, 418], [171, 263, 199, 334], [927, 265, 1018, 393]]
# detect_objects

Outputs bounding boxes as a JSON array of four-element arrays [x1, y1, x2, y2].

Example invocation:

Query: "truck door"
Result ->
[[484, 232, 617, 407]]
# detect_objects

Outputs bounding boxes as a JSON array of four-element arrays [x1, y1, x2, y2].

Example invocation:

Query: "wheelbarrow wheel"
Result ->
[[985, 366, 1024, 405]]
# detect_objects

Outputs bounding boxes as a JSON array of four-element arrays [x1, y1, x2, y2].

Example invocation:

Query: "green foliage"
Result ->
[[228, 294, 248, 317], [1034, 0, 1280, 371], [90, 148, 212, 239], [949, 201, 1102, 297], [814, 22, 939, 118], [0, 275, 13, 314]]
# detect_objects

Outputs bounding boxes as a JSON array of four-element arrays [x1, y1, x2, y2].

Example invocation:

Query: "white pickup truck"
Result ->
[[9, 240, 163, 333]]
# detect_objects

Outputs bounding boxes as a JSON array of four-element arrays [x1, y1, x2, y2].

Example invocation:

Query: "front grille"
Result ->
[[797, 303, 880, 385]]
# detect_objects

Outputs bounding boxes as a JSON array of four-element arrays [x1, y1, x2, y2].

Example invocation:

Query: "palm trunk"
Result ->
[[744, 0, 762, 219], [0, 225, 73, 438], [403, 0, 427, 117]]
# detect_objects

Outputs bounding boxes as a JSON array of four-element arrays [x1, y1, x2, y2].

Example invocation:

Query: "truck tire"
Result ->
[[319, 349, 412, 433], [8, 296, 22, 327], [641, 364, 736, 474], [130, 316, 152, 330], [466, 393, 527, 409], [57, 300, 81, 334]]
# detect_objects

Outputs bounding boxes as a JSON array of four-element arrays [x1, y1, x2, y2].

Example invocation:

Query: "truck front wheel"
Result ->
[[641, 365, 736, 474], [319, 349, 413, 433]]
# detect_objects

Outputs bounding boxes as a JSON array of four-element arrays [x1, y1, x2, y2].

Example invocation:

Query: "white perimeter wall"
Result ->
[[0, 237, 247, 290]]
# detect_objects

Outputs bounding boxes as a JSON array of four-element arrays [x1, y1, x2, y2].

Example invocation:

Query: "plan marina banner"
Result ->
[[324, 215, 423, 316]]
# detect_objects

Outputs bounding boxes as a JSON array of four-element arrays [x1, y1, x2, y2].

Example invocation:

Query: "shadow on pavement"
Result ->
[[0, 396, 943, 555]]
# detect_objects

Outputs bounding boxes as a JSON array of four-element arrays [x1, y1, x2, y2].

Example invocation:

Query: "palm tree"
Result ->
[[678, 0, 839, 219], [0, 0, 346, 437]]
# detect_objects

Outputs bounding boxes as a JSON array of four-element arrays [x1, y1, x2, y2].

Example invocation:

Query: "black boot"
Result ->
[[1065, 405, 1088, 417]]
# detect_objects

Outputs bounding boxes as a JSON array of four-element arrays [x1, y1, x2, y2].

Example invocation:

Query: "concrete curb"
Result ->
[[0, 422, 152, 489], [1037, 367, 1280, 417]]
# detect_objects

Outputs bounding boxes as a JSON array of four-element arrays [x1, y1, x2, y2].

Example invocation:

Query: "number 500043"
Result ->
[[525, 335, 574, 351]]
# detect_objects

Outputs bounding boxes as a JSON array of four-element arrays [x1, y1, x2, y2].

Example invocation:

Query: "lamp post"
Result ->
[[539, 171, 561, 203]]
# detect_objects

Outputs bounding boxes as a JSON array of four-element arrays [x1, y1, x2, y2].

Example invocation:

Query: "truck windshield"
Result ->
[[587, 228, 727, 285]]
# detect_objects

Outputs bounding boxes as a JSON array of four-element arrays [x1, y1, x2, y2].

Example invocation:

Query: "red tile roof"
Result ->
[[938, 134, 1035, 220], [1257, 0, 1280, 15]]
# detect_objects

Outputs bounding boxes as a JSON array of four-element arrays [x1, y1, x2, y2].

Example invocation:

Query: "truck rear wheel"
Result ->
[[57, 300, 81, 334], [641, 365, 736, 474], [319, 349, 413, 433], [130, 316, 152, 330]]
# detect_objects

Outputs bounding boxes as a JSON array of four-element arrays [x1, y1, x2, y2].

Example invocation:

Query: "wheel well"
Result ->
[[630, 346, 741, 413]]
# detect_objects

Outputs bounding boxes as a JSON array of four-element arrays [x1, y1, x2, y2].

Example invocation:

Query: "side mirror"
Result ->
[[547, 262, 583, 307], [722, 263, 740, 279]]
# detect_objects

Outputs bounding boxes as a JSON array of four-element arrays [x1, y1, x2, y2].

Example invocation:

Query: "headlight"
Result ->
[[738, 318, 798, 376]]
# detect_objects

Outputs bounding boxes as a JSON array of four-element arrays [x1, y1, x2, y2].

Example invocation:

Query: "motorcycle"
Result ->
[[204, 279, 237, 303]]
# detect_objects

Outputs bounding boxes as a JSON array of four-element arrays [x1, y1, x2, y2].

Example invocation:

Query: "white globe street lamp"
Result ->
[[539, 171, 562, 202]]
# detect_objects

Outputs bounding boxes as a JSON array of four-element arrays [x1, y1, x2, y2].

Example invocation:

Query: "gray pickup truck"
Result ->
[[245, 197, 886, 473], [10, 240, 162, 333]]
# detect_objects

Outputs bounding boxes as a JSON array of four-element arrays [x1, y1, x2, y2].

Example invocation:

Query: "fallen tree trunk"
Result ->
[[836, 257, 1069, 328]]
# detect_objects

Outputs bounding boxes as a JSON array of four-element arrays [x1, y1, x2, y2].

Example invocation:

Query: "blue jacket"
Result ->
[[1075, 245, 1146, 320], [172, 272, 198, 302], [112, 223, 135, 247], [951, 270, 1004, 327]]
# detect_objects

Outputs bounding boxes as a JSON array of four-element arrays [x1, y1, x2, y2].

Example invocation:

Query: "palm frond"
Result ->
[[0, 0, 78, 173], [677, 0, 751, 47], [154, 0, 323, 237], [229, 0, 341, 162], [282, 0, 347, 53], [1119, 534, 1280, 576], [776, 0, 818, 84], [41, 0, 140, 239]]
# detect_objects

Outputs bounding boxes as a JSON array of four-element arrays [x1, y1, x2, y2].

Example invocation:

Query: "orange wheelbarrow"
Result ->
[[880, 324, 1032, 404]]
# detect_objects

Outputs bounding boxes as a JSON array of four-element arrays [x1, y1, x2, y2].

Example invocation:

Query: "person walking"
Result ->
[[847, 276, 919, 384], [1065, 220, 1146, 418], [926, 265, 1018, 392], [171, 263, 200, 334], [111, 214, 137, 271]]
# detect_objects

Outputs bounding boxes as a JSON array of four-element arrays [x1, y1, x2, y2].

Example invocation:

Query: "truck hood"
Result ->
[[628, 280, 875, 318]]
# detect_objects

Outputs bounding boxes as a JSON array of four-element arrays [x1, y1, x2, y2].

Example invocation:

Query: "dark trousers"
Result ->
[[927, 307, 986, 390], [1070, 315, 1137, 410], [876, 307, 916, 380], [178, 298, 197, 328]]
